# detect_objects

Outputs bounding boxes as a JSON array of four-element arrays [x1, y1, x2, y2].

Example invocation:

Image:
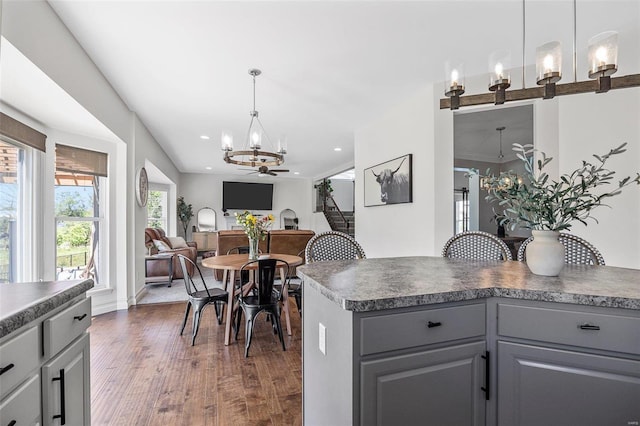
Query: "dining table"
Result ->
[[201, 253, 303, 345]]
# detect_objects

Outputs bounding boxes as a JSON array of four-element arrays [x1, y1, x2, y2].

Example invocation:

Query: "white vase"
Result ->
[[525, 230, 565, 276]]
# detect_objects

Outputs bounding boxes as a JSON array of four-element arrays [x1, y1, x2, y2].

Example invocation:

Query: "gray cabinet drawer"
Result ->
[[0, 374, 40, 426], [0, 326, 39, 399], [498, 303, 640, 355], [360, 303, 485, 355], [43, 297, 91, 359]]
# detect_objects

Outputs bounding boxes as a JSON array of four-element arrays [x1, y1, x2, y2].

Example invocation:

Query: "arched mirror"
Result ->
[[454, 105, 533, 257], [197, 207, 217, 231], [281, 208, 298, 230]]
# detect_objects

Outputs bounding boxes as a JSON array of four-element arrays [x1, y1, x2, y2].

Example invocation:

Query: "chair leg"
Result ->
[[180, 302, 191, 335], [191, 309, 199, 346], [273, 308, 286, 352], [245, 315, 254, 357], [294, 293, 302, 317], [216, 301, 225, 325], [235, 308, 242, 341]]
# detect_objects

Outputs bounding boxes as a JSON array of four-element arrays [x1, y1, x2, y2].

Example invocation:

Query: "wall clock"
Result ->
[[136, 166, 149, 207]]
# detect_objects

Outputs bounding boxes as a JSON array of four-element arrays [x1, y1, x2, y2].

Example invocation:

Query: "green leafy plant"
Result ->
[[483, 143, 640, 231], [177, 196, 194, 237], [315, 179, 333, 194]]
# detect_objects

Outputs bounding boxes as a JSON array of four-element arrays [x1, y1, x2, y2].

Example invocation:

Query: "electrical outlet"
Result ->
[[319, 323, 326, 355]]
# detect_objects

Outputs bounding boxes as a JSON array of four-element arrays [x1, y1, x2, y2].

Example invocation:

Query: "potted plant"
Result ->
[[483, 143, 640, 276], [177, 196, 194, 239]]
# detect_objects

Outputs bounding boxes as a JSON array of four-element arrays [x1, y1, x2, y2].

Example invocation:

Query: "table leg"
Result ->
[[280, 267, 292, 336], [224, 270, 236, 346]]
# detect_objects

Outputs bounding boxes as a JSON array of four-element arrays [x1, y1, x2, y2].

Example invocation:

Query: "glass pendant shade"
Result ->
[[536, 41, 562, 84], [221, 131, 233, 151], [488, 51, 511, 89], [249, 126, 262, 149], [588, 31, 618, 78], [277, 135, 288, 154], [444, 63, 465, 95]]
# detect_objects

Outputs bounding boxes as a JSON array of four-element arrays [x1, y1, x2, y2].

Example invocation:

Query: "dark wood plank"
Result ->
[[90, 300, 302, 425]]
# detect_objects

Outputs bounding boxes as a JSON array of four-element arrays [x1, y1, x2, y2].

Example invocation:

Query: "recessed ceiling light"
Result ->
[[200, 135, 210, 140], [294, 172, 300, 175], [334, 147, 342, 152], [205, 166, 212, 170]]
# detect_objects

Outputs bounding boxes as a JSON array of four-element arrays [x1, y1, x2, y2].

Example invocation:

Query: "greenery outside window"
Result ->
[[55, 144, 107, 284], [147, 189, 168, 230], [0, 139, 31, 282]]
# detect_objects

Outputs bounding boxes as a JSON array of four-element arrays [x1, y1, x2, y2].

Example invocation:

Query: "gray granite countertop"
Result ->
[[0, 279, 94, 338], [297, 257, 640, 312]]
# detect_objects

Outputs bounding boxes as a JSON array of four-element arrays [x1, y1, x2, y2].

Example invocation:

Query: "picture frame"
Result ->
[[364, 154, 413, 207]]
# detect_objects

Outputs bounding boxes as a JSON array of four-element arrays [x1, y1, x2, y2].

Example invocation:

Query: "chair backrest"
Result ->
[[227, 246, 250, 255], [517, 233, 605, 265], [177, 254, 211, 297], [239, 259, 289, 305], [305, 231, 366, 263], [442, 231, 513, 261]]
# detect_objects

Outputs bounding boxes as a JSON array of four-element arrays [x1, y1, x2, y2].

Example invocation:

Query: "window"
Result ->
[[147, 189, 168, 230], [55, 145, 107, 284], [0, 139, 31, 282]]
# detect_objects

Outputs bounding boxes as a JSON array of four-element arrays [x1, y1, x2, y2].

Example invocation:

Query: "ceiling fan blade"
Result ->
[[270, 169, 289, 172], [267, 171, 277, 176], [245, 171, 259, 175]]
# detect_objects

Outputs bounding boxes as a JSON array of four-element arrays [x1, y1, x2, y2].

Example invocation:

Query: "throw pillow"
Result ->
[[153, 239, 170, 252], [167, 236, 188, 249]]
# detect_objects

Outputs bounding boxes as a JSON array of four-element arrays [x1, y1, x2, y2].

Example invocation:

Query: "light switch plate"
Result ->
[[319, 323, 326, 355]]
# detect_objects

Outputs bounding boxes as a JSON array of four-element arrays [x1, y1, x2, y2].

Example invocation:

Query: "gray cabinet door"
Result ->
[[361, 341, 486, 426], [42, 333, 90, 426], [498, 341, 640, 426]]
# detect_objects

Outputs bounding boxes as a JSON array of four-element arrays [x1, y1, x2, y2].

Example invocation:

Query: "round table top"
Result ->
[[201, 253, 303, 271]]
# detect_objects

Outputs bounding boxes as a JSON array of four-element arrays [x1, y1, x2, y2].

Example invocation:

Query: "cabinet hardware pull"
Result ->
[[481, 351, 490, 400], [427, 321, 442, 328], [579, 324, 600, 331], [8, 420, 17, 426], [0, 363, 15, 376], [74, 313, 87, 321], [52, 368, 66, 425]]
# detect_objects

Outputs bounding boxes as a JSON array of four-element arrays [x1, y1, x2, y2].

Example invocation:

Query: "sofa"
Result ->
[[144, 228, 197, 279]]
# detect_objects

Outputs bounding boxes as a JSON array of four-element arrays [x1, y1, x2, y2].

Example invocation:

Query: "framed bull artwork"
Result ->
[[364, 154, 412, 207]]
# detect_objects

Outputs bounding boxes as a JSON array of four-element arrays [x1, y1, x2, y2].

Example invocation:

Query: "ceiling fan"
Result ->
[[239, 165, 290, 176]]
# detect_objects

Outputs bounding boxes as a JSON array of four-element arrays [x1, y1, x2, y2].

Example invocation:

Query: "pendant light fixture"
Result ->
[[441, 0, 640, 110], [222, 69, 286, 167]]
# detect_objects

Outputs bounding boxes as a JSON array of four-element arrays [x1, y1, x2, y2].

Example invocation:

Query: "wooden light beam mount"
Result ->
[[439, 74, 640, 109]]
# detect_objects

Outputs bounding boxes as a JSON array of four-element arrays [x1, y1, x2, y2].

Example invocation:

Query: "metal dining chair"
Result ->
[[177, 254, 229, 346], [234, 258, 289, 357], [441, 231, 512, 261], [305, 231, 366, 263], [517, 233, 605, 265]]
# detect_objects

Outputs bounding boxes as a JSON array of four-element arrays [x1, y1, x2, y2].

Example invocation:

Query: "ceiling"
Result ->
[[4, 1, 639, 180]]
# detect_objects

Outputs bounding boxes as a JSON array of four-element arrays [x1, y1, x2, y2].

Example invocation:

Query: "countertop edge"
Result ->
[[0, 279, 94, 338], [298, 272, 640, 313]]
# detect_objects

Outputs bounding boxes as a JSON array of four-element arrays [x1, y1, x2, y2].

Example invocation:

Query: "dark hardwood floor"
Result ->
[[90, 300, 302, 425]]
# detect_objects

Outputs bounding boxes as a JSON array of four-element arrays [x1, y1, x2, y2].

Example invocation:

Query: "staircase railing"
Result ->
[[323, 190, 350, 234]]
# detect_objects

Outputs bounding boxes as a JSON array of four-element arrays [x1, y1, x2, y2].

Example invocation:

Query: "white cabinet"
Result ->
[[0, 295, 91, 426], [42, 333, 90, 426]]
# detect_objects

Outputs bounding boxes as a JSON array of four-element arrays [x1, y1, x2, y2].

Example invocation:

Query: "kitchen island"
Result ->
[[297, 257, 640, 426], [0, 279, 93, 425]]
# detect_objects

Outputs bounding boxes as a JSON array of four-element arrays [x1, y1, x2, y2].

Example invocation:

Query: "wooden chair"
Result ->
[[441, 231, 512, 261], [305, 231, 366, 263], [517, 233, 605, 265], [177, 255, 228, 346], [234, 258, 289, 357]]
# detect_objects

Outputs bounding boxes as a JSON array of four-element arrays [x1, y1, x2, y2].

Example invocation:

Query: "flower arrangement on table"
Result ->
[[235, 211, 275, 259], [482, 142, 639, 276]]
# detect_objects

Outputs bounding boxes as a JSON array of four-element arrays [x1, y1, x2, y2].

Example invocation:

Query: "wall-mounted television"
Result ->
[[223, 181, 274, 211]]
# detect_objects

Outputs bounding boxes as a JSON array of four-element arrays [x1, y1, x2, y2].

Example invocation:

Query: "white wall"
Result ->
[[355, 85, 436, 258], [179, 174, 316, 233], [331, 179, 355, 212], [557, 88, 640, 269]]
